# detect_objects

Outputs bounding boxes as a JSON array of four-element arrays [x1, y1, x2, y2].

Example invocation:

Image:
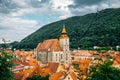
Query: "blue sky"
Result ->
[[0, 0, 120, 43]]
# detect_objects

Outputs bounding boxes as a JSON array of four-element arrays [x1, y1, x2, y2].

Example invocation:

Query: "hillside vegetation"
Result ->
[[13, 8, 120, 50]]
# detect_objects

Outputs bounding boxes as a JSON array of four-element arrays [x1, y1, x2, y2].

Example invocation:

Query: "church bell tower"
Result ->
[[59, 25, 70, 63], [60, 25, 69, 52]]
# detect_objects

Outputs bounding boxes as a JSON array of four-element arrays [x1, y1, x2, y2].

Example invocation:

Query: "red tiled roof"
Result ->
[[14, 73, 24, 80], [36, 43, 42, 51], [36, 39, 63, 52], [48, 62, 59, 74]]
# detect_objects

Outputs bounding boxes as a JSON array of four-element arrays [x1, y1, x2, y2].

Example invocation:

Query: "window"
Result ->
[[68, 77, 70, 80], [66, 54, 68, 60], [56, 58, 57, 61], [56, 54, 58, 61], [61, 54, 62, 59]]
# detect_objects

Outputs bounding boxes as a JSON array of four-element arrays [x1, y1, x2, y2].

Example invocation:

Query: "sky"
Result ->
[[0, 0, 120, 43]]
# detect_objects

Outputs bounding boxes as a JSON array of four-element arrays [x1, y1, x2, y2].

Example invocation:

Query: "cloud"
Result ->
[[68, 0, 120, 16], [0, 0, 20, 14], [69, 0, 105, 8], [110, 0, 120, 8], [0, 17, 37, 30], [0, 15, 38, 43], [50, 0, 74, 19], [0, 0, 48, 15], [50, 0, 73, 11], [10, 8, 36, 17]]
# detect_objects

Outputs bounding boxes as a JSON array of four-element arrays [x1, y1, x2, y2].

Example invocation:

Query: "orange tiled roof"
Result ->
[[69, 72, 77, 80], [50, 71, 64, 80], [28, 59, 38, 66], [73, 59, 92, 75], [36, 39, 63, 52], [48, 62, 59, 74], [40, 68, 50, 77], [13, 73, 24, 80], [71, 50, 92, 57], [36, 43, 42, 51], [13, 67, 35, 80], [114, 54, 120, 64], [113, 60, 119, 65], [20, 61, 29, 66]]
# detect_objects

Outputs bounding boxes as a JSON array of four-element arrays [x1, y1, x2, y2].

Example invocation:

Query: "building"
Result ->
[[70, 50, 94, 60], [35, 26, 70, 64]]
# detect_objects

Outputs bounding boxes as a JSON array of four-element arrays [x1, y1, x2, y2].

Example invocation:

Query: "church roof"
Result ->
[[36, 39, 63, 52]]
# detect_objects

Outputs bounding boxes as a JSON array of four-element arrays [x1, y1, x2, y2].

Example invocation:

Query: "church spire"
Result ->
[[61, 25, 67, 34], [60, 25, 69, 38]]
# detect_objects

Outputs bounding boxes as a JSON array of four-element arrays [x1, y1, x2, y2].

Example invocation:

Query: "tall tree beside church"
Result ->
[[0, 51, 15, 80]]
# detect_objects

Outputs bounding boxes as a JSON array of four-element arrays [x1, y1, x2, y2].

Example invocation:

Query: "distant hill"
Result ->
[[13, 8, 120, 50]]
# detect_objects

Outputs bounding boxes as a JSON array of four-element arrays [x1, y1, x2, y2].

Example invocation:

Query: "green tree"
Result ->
[[87, 60, 120, 80], [0, 51, 15, 80], [27, 75, 49, 80]]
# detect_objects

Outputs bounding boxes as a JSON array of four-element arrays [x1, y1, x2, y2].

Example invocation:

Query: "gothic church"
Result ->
[[35, 26, 70, 63]]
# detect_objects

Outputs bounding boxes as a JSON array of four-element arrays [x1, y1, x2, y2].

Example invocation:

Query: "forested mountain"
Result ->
[[13, 8, 120, 50]]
